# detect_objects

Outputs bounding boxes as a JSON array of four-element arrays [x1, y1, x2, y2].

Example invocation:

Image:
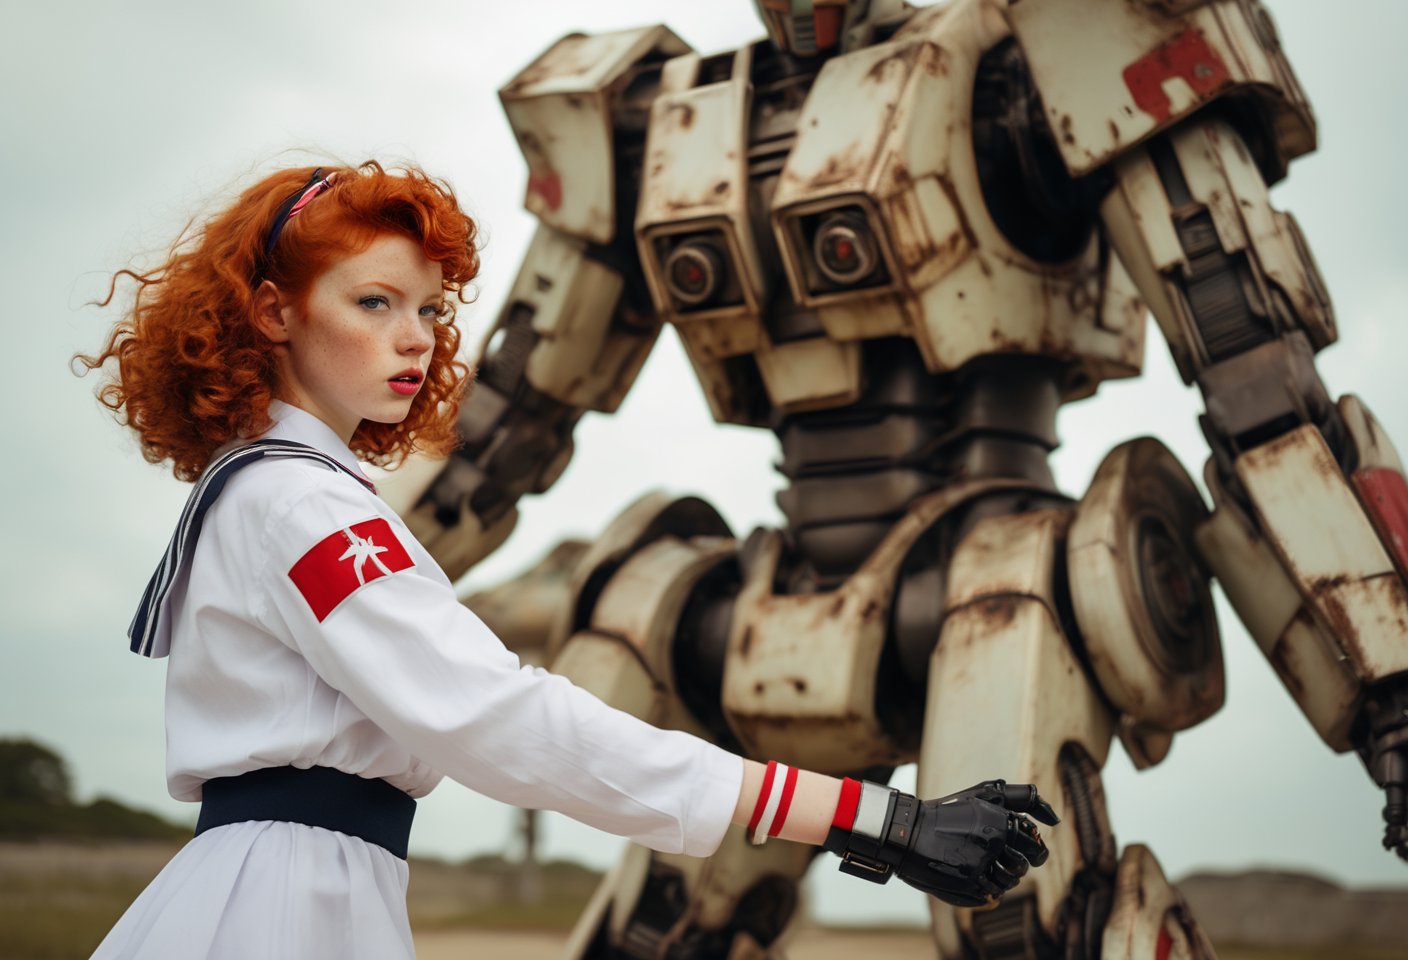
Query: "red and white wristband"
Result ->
[[747, 760, 799, 845]]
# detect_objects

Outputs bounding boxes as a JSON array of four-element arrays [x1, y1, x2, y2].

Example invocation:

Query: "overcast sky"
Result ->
[[3, 0, 1406, 928]]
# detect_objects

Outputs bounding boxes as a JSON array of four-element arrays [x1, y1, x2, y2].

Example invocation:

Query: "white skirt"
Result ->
[[91, 821, 414, 959]]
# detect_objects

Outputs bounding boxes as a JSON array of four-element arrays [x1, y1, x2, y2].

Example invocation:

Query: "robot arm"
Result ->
[[398, 223, 661, 582], [1010, 0, 1408, 858], [387, 27, 690, 582]]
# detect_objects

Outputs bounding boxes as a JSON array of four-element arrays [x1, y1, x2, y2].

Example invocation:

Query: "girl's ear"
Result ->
[[252, 280, 292, 344]]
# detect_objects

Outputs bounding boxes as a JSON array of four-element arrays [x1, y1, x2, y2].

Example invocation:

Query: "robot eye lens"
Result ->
[[664, 243, 723, 306], [814, 214, 878, 285]]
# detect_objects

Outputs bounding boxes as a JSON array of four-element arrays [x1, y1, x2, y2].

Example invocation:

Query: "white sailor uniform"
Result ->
[[92, 401, 743, 959]]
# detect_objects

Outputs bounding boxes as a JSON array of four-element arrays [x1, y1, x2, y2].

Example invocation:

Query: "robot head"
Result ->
[[754, 0, 906, 57]]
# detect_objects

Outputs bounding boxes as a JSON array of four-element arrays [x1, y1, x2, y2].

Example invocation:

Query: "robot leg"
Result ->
[[919, 440, 1222, 958], [548, 493, 813, 959]]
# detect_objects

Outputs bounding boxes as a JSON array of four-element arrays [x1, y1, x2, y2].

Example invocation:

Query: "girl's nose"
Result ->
[[400, 315, 435, 355]]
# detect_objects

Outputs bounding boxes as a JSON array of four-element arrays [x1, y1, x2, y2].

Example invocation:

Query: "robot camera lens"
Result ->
[[814, 213, 878, 286], [664, 242, 723, 307]]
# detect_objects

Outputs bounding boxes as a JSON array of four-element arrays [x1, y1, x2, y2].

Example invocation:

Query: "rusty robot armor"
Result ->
[[383, 1, 1408, 958], [753, 0, 909, 55]]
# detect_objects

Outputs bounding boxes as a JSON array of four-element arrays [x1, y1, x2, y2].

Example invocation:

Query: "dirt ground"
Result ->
[[414, 928, 936, 960]]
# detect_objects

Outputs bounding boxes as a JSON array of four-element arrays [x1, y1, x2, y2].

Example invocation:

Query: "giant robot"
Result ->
[[384, 1, 1408, 956]]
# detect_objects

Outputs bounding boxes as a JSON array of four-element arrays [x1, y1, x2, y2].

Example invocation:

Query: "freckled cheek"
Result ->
[[307, 326, 380, 370]]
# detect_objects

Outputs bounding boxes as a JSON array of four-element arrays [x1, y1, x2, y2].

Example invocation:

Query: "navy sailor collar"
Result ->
[[128, 406, 378, 658]]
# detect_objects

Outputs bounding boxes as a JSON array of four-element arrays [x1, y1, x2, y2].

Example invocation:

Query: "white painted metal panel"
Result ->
[[1008, 0, 1314, 177], [501, 26, 690, 243]]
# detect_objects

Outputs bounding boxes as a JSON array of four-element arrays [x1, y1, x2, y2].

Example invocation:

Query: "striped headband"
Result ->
[[263, 167, 338, 261]]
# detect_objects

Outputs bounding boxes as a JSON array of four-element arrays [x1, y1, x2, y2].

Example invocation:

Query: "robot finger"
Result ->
[[1001, 783, 1061, 825], [981, 855, 1027, 896], [1007, 813, 1050, 867], [975, 872, 1010, 899], [991, 847, 1030, 888]]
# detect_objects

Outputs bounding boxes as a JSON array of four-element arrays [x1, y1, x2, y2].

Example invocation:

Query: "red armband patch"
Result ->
[[288, 518, 414, 621]]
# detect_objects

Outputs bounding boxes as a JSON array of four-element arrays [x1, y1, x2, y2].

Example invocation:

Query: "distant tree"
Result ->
[[0, 738, 73, 805]]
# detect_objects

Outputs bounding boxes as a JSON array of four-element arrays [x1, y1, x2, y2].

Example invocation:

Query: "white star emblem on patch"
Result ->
[[339, 527, 393, 586]]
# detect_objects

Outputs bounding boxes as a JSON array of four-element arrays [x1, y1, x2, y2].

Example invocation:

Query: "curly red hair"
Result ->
[[78, 161, 476, 481]]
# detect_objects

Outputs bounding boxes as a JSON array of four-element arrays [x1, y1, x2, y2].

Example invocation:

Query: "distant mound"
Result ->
[[0, 738, 187, 842], [1179, 869, 1408, 948]]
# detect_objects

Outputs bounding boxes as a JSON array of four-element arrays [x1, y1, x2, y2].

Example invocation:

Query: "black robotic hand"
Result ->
[[824, 779, 1059, 907]]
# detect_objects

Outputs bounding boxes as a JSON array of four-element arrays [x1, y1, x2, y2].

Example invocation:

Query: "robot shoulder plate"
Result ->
[[1008, 0, 1315, 183], [499, 26, 693, 245]]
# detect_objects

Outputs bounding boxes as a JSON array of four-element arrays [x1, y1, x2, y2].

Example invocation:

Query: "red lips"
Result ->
[[388, 368, 423, 396]]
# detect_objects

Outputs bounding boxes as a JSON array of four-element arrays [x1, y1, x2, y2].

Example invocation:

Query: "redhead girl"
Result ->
[[80, 162, 1053, 959]]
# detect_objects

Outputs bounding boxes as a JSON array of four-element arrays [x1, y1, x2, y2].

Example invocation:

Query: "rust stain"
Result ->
[[977, 595, 1020, 628], [667, 102, 696, 130], [791, 677, 809, 693], [888, 159, 913, 191], [753, 681, 766, 695], [862, 599, 882, 621], [712, 180, 729, 196], [921, 43, 951, 78], [740, 625, 754, 657], [1268, 629, 1306, 698], [1067, 277, 1095, 314], [935, 175, 980, 259], [1388, 578, 1408, 625], [806, 144, 868, 189], [865, 48, 915, 84], [504, 33, 594, 94], [1247, 428, 1316, 476], [517, 130, 546, 161], [737, 711, 866, 727], [1060, 114, 1075, 147], [888, 191, 939, 272], [1310, 581, 1365, 670]]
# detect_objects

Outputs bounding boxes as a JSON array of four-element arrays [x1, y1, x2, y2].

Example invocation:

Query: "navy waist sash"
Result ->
[[195, 766, 416, 859]]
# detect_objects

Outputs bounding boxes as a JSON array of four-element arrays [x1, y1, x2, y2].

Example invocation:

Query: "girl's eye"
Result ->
[[359, 295, 389, 310], [420, 303, 446, 319]]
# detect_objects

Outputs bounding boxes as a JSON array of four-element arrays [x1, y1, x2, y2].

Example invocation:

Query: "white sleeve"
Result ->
[[252, 474, 742, 858]]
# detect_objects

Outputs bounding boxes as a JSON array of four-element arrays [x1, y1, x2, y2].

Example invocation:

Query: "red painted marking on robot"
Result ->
[[1352, 467, 1408, 576], [1155, 927, 1174, 960], [1123, 27, 1233, 123], [527, 169, 563, 212], [814, 7, 842, 51]]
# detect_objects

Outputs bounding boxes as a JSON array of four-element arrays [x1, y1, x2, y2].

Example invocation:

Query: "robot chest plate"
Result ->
[[634, 3, 1144, 422]]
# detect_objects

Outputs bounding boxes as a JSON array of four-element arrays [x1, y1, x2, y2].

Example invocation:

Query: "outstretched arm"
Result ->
[[1098, 113, 1408, 858]]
